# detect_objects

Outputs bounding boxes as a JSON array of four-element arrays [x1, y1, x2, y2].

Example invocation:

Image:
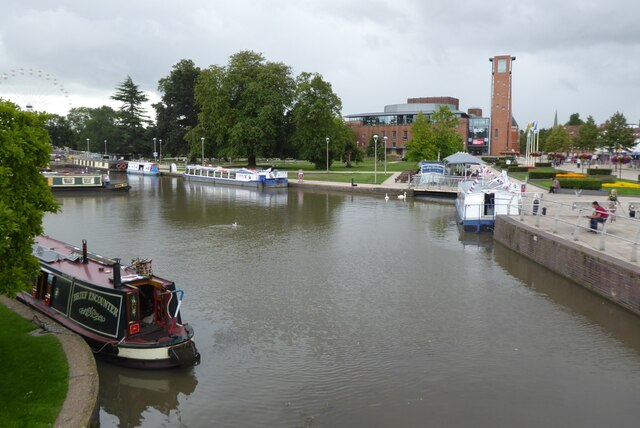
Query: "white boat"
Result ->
[[416, 161, 447, 185], [127, 161, 160, 176], [455, 167, 521, 232], [183, 165, 288, 188]]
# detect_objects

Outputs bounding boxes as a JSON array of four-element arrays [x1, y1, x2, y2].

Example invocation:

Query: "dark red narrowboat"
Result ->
[[17, 235, 200, 369]]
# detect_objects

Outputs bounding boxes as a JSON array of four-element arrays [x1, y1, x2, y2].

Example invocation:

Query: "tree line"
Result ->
[[522, 112, 636, 156]]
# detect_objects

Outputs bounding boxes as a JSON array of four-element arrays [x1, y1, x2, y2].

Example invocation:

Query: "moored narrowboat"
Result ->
[[17, 236, 200, 369], [44, 171, 131, 193], [127, 161, 160, 176], [184, 164, 288, 188]]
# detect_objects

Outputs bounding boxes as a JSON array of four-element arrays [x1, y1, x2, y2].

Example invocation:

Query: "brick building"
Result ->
[[489, 55, 520, 155], [344, 97, 488, 158]]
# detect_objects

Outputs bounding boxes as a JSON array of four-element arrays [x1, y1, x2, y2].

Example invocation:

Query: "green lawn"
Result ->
[[0, 303, 68, 428]]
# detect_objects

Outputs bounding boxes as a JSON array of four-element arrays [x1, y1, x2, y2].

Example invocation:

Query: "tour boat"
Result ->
[[455, 167, 521, 232], [127, 161, 160, 176], [44, 171, 131, 193], [17, 236, 200, 369], [183, 165, 288, 188]]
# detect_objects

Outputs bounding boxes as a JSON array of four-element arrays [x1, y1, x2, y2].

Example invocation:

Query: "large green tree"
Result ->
[[544, 125, 572, 153], [290, 72, 343, 169], [565, 113, 584, 126], [601, 111, 634, 154], [405, 112, 436, 161], [192, 51, 296, 166], [0, 101, 59, 296], [111, 76, 149, 154], [154, 59, 201, 157], [574, 116, 600, 152]]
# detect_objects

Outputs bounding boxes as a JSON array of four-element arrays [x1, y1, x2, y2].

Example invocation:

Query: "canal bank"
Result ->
[[0, 295, 99, 428]]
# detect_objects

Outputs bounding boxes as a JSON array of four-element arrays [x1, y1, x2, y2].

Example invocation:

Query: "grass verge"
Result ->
[[0, 303, 68, 428]]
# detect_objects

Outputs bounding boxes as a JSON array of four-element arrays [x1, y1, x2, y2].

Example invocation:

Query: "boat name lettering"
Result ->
[[72, 290, 119, 317], [78, 306, 106, 323]]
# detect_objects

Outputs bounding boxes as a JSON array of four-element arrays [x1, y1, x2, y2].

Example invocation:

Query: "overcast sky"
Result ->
[[1, 0, 638, 129]]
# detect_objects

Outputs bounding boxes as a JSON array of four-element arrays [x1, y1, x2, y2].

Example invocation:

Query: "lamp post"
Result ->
[[201, 137, 205, 166], [153, 138, 157, 162], [104, 140, 107, 156], [373, 134, 378, 184], [326, 137, 330, 172], [383, 135, 387, 173], [159, 139, 162, 164], [86, 138, 90, 154]]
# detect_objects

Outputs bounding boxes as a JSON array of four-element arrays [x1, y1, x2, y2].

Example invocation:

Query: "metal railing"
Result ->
[[516, 193, 640, 263]]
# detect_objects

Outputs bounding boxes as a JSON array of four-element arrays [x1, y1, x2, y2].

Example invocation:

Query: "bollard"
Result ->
[[542, 207, 547, 216]]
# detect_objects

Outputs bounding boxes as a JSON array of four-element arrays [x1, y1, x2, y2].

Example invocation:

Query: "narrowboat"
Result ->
[[44, 171, 131, 193], [455, 168, 521, 232], [127, 161, 160, 176], [17, 236, 200, 369], [184, 165, 288, 188]]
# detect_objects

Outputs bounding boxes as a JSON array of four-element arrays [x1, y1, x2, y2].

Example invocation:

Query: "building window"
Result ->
[[403, 131, 408, 140], [392, 130, 397, 141], [494, 128, 499, 138]]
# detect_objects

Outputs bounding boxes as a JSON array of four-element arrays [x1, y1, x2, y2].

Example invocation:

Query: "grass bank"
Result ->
[[0, 303, 68, 428]]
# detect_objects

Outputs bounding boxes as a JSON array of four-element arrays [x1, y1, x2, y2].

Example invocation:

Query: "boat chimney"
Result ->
[[113, 258, 122, 288], [82, 239, 88, 264]]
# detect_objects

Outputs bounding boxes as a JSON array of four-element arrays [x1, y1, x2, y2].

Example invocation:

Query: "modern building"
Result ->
[[344, 55, 521, 159], [489, 55, 520, 156], [344, 97, 489, 159]]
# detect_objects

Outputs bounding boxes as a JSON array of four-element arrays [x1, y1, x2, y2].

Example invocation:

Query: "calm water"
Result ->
[[44, 174, 640, 428]]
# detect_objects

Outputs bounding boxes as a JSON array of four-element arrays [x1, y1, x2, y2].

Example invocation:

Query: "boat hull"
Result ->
[[184, 174, 288, 188]]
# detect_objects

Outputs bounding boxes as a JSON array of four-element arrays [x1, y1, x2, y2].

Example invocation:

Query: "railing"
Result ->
[[410, 174, 466, 192], [516, 193, 640, 263]]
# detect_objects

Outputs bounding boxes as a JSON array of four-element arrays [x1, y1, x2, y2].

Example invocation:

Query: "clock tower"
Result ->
[[489, 55, 517, 156]]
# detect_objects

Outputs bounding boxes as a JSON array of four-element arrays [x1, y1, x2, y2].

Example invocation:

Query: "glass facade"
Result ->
[[468, 118, 490, 155]]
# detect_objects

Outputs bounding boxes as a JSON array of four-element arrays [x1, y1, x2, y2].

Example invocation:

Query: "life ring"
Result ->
[[116, 163, 127, 170]]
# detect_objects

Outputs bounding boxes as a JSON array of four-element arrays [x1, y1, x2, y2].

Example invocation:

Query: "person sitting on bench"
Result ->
[[588, 201, 608, 232]]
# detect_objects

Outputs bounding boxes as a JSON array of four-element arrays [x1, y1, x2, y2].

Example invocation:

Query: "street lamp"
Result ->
[[104, 140, 107, 156], [153, 138, 157, 162], [383, 135, 387, 173], [326, 137, 330, 172], [86, 138, 90, 154], [159, 139, 162, 164], [373, 134, 378, 184], [201, 137, 205, 166]]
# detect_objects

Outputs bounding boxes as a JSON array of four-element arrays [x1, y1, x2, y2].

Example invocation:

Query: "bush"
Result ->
[[528, 171, 557, 179], [535, 162, 552, 167], [508, 166, 531, 172], [586, 168, 612, 175], [557, 178, 603, 190]]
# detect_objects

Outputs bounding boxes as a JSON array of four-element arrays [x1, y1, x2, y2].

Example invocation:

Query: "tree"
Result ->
[[601, 112, 634, 154], [111, 76, 150, 154], [565, 113, 584, 126], [44, 114, 75, 149], [430, 106, 464, 157], [0, 101, 59, 296], [154, 59, 201, 157], [191, 51, 296, 166], [544, 125, 572, 153], [405, 112, 437, 162], [574, 116, 600, 152], [290, 72, 343, 169]]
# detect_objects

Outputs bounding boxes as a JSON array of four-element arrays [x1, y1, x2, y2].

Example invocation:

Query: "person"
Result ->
[[608, 189, 621, 221], [549, 178, 560, 194], [103, 174, 111, 185], [588, 201, 608, 232]]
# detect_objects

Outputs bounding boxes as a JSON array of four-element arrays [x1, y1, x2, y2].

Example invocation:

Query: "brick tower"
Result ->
[[489, 55, 517, 156]]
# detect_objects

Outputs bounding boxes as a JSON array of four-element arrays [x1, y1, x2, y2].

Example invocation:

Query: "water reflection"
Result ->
[[98, 363, 198, 427]]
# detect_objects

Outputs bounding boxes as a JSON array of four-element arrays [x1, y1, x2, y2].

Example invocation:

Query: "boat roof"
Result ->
[[33, 235, 172, 290]]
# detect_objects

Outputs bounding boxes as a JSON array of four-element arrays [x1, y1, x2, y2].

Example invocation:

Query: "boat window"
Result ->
[[83, 177, 94, 184], [63, 177, 74, 185]]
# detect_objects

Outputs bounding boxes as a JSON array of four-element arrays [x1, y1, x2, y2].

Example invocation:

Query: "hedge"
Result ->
[[586, 168, 612, 175], [557, 178, 603, 190], [507, 166, 530, 172], [535, 162, 552, 167], [528, 171, 556, 179]]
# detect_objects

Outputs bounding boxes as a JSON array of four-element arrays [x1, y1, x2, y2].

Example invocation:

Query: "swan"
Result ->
[[384, 193, 389, 202], [397, 192, 407, 200], [232, 222, 238, 227]]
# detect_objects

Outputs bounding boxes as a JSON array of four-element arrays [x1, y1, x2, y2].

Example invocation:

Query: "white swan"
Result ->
[[384, 193, 389, 202], [397, 192, 407, 200], [232, 222, 238, 227]]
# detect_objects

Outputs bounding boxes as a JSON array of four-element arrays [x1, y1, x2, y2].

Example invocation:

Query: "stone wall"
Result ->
[[494, 216, 640, 316]]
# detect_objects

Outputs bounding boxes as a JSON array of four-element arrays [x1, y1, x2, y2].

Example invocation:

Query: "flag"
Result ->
[[532, 121, 539, 134]]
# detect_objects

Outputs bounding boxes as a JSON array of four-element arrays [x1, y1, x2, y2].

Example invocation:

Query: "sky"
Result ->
[[1, 0, 639, 129]]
